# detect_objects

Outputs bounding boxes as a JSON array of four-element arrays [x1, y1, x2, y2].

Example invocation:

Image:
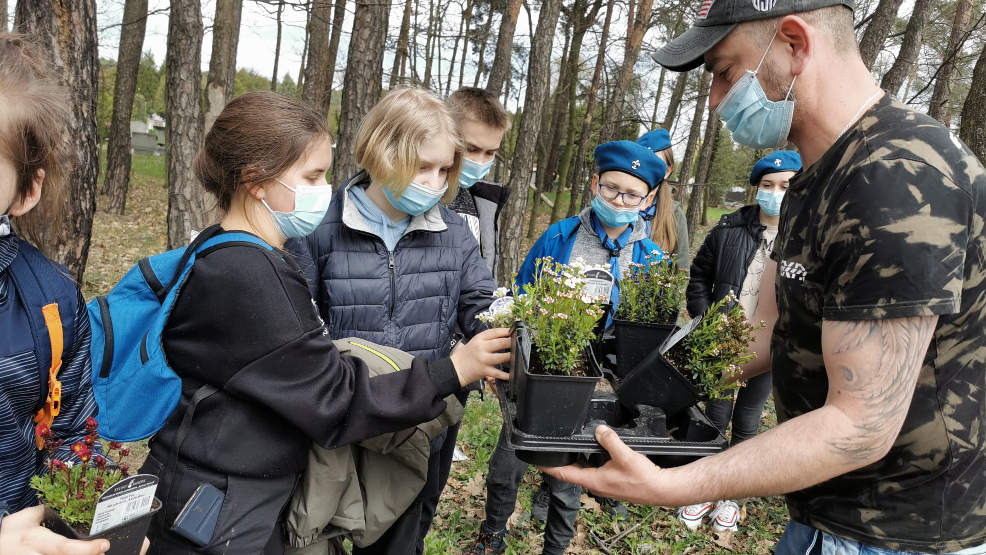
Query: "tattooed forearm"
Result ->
[[823, 316, 938, 465]]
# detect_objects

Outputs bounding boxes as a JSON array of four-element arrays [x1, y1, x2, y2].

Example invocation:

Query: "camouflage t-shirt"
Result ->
[[771, 93, 986, 552]]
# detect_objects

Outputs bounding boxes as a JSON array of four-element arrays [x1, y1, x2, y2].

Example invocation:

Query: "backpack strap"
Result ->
[[7, 240, 73, 449]]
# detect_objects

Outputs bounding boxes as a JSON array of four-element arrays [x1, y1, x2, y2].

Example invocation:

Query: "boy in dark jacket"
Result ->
[[467, 140, 667, 555], [678, 150, 801, 533]]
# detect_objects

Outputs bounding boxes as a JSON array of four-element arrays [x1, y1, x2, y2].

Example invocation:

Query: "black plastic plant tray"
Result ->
[[496, 384, 726, 468]]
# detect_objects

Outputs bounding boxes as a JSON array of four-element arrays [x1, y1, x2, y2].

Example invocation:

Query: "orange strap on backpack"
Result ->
[[33, 303, 63, 449]]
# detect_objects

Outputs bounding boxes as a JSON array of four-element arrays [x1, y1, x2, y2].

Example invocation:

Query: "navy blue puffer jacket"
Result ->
[[293, 172, 494, 360]]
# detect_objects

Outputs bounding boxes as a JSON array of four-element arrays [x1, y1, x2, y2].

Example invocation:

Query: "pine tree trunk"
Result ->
[[598, 0, 654, 142], [693, 116, 721, 227], [166, 0, 210, 249], [496, 0, 562, 285], [325, 0, 347, 114], [472, 6, 493, 87], [204, 0, 242, 133], [334, 0, 390, 187], [485, 0, 521, 96], [0, 0, 6, 32], [683, 71, 712, 244], [271, 0, 283, 90], [457, 0, 472, 89], [423, 0, 436, 87], [302, 0, 332, 115], [13, 0, 99, 280], [446, 0, 471, 95], [102, 0, 148, 215], [391, 0, 413, 88], [960, 44, 986, 163], [928, 0, 972, 124], [880, 0, 932, 95], [650, 66, 666, 127], [565, 0, 616, 218], [298, 1, 312, 90], [661, 71, 688, 131], [857, 0, 904, 70]]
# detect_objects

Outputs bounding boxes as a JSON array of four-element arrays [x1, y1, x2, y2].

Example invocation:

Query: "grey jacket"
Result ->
[[448, 180, 510, 282]]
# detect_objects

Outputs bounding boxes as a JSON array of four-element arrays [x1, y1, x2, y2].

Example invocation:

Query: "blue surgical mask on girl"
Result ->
[[262, 179, 333, 239], [716, 31, 797, 149], [592, 195, 639, 228], [756, 189, 785, 217], [459, 157, 494, 189], [383, 180, 448, 216]]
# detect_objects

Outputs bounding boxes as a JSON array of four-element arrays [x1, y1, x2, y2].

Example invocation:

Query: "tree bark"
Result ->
[[960, 43, 986, 163], [423, 0, 436, 87], [857, 0, 904, 70], [298, 1, 312, 90], [390, 0, 413, 88], [661, 71, 688, 131], [472, 6, 493, 87], [880, 0, 932, 95], [324, 0, 347, 114], [271, 0, 283, 90], [0, 0, 7, 32], [682, 71, 712, 244], [693, 116, 721, 228], [102, 0, 148, 215], [650, 65, 666, 127], [928, 0, 972, 124], [166, 0, 211, 249], [565, 0, 616, 218], [14, 0, 99, 280], [496, 0, 562, 285], [302, 0, 332, 115], [484, 0, 521, 96], [334, 0, 390, 187], [457, 0, 472, 90], [598, 0, 654, 142], [204, 0, 242, 133], [446, 0, 472, 95]]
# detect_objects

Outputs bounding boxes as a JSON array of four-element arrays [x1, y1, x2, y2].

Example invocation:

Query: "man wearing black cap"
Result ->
[[544, 1, 986, 553]]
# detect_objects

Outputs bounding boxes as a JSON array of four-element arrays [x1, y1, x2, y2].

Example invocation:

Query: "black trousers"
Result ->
[[705, 370, 773, 446]]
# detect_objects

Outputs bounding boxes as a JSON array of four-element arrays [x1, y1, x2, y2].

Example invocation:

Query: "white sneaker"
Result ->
[[677, 501, 715, 531], [452, 445, 470, 462], [710, 500, 740, 532]]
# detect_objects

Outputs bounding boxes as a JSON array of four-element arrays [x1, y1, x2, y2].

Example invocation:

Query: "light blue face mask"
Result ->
[[262, 179, 333, 239], [716, 32, 797, 149], [592, 195, 639, 228], [459, 157, 494, 189], [383, 180, 448, 216], [756, 189, 785, 217]]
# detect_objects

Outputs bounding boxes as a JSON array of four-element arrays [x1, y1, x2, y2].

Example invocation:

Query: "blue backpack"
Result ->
[[88, 225, 272, 442]]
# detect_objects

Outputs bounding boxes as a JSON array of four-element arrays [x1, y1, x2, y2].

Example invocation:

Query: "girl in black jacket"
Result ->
[[141, 91, 511, 555], [678, 150, 801, 534]]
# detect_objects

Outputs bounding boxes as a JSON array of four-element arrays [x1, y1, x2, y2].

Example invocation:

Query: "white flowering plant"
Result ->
[[664, 294, 761, 400], [510, 257, 608, 376], [475, 287, 516, 329], [615, 253, 688, 325]]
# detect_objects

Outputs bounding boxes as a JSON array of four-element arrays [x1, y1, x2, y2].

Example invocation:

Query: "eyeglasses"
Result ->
[[598, 183, 648, 207]]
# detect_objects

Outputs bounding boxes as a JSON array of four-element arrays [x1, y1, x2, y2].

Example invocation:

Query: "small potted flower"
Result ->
[[32, 418, 159, 555], [612, 254, 689, 377], [618, 294, 760, 418], [503, 257, 608, 436]]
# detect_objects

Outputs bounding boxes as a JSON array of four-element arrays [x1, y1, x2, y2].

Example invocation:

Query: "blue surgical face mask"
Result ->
[[716, 32, 796, 149], [459, 157, 494, 189], [262, 179, 333, 239], [592, 195, 639, 228], [756, 189, 785, 217], [383, 180, 448, 216]]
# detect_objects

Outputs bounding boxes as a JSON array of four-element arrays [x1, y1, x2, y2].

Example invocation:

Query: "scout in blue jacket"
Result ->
[[515, 140, 667, 326]]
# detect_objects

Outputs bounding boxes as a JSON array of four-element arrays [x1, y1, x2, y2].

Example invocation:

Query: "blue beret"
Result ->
[[637, 129, 672, 152], [594, 140, 667, 190], [750, 150, 802, 185]]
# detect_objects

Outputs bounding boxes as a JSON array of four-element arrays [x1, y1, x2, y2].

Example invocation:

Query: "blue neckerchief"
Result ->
[[640, 199, 657, 221], [589, 211, 633, 324]]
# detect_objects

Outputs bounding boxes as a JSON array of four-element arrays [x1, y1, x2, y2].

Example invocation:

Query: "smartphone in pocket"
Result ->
[[171, 483, 224, 546]]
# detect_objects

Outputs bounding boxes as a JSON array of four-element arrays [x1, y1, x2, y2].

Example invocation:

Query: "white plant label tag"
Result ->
[[582, 269, 615, 302], [90, 474, 159, 535]]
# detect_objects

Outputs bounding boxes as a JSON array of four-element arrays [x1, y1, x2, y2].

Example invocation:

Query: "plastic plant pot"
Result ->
[[510, 324, 603, 437], [612, 319, 677, 378], [616, 347, 700, 418], [43, 498, 160, 555]]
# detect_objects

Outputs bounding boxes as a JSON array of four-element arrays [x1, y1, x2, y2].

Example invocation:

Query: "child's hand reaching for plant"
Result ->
[[450, 328, 511, 386]]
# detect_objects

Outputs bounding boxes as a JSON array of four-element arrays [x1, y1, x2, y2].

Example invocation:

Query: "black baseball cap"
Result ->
[[653, 0, 855, 72]]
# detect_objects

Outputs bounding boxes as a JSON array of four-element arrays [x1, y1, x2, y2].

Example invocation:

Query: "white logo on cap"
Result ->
[[752, 0, 776, 11], [774, 158, 782, 167], [632, 160, 641, 169], [697, 0, 715, 19]]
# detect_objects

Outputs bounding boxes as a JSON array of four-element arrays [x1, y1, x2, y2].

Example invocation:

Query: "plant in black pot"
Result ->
[[503, 257, 609, 436], [618, 294, 761, 417], [612, 254, 689, 377], [31, 418, 158, 555]]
